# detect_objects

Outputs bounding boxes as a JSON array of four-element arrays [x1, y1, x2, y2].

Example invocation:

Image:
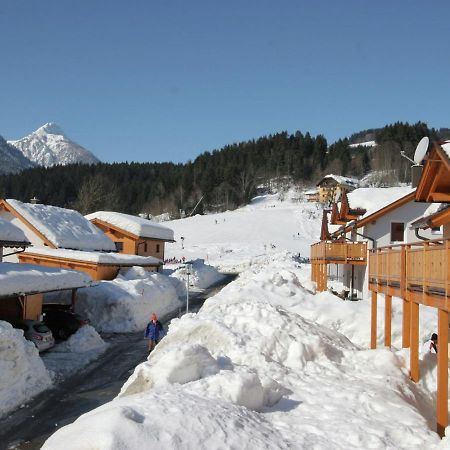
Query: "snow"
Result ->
[[349, 140, 377, 148], [441, 141, 450, 160], [347, 186, 414, 218], [0, 216, 29, 244], [23, 247, 162, 266], [0, 262, 91, 297], [74, 268, 183, 333], [42, 255, 441, 449], [41, 189, 445, 448], [43, 326, 108, 383], [0, 320, 52, 418], [167, 258, 226, 291], [8, 122, 100, 167], [318, 174, 359, 187], [7, 199, 116, 252], [86, 211, 174, 241]]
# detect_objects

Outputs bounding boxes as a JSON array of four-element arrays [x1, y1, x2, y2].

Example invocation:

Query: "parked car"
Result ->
[[11, 320, 55, 352], [42, 308, 90, 340]]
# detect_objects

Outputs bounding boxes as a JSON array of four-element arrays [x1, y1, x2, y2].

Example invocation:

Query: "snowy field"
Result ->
[[41, 190, 449, 449]]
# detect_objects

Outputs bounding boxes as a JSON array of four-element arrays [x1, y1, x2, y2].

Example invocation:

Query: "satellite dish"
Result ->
[[413, 137, 429, 165]]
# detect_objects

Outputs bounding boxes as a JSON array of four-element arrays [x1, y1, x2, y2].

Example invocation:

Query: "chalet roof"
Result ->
[[304, 189, 319, 195], [0, 217, 30, 247], [346, 187, 414, 219], [4, 199, 116, 252], [316, 174, 359, 188], [410, 204, 450, 229], [0, 262, 91, 298], [85, 211, 175, 241], [23, 247, 163, 266]]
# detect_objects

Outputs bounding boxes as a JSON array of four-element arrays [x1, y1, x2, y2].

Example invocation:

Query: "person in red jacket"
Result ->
[[144, 313, 165, 353]]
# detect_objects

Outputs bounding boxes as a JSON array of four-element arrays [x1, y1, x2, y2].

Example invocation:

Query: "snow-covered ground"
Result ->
[[41, 190, 448, 449]]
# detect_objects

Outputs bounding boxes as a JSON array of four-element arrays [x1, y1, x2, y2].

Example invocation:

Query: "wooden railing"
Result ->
[[310, 241, 367, 264], [369, 239, 450, 300]]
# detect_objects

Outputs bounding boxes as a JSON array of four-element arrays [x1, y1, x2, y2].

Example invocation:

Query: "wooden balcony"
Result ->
[[310, 241, 367, 265], [369, 239, 450, 306]]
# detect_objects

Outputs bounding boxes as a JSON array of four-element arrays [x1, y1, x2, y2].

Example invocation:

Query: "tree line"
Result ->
[[0, 121, 447, 217]]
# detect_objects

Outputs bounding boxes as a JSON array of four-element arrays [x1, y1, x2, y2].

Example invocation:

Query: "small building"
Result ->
[[86, 211, 175, 260], [316, 174, 359, 204], [0, 199, 162, 279], [304, 189, 320, 203]]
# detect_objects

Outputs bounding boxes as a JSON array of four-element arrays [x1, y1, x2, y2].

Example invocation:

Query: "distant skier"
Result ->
[[422, 333, 438, 354], [144, 313, 165, 353]]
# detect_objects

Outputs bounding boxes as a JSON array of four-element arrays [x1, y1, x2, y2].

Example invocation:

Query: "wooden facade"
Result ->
[[369, 141, 450, 438], [18, 252, 158, 281], [0, 293, 43, 321], [90, 218, 167, 260]]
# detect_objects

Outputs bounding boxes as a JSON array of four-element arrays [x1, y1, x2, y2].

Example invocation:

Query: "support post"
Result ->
[[402, 297, 411, 348], [371, 291, 377, 349], [437, 308, 448, 438], [385, 294, 392, 348], [410, 300, 420, 382]]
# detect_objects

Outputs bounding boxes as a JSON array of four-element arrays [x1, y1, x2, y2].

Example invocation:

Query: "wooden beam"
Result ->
[[410, 300, 420, 382], [371, 291, 377, 349], [429, 192, 450, 202], [385, 295, 392, 348], [402, 297, 410, 348], [437, 308, 448, 438]]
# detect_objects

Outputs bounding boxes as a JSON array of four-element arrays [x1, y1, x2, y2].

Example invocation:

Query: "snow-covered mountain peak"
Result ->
[[8, 123, 100, 167]]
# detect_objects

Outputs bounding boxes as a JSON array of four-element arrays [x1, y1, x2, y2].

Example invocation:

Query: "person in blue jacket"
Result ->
[[144, 313, 165, 353]]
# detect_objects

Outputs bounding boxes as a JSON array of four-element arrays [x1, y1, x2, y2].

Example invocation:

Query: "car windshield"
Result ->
[[33, 323, 50, 333]]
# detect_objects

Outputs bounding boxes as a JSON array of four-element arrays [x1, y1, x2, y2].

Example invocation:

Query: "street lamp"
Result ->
[[185, 263, 192, 313]]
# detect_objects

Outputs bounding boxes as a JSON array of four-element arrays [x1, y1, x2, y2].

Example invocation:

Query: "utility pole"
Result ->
[[185, 263, 192, 313]]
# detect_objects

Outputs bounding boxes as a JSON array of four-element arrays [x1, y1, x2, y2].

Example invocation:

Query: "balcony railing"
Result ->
[[310, 241, 367, 264], [369, 239, 450, 300]]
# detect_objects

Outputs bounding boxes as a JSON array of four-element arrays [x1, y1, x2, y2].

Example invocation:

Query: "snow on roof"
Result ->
[[23, 247, 162, 266], [0, 217, 29, 245], [85, 211, 174, 241], [346, 187, 414, 219], [349, 140, 376, 149], [0, 262, 91, 298], [304, 189, 319, 195], [6, 199, 116, 252], [441, 141, 450, 160], [318, 174, 359, 187]]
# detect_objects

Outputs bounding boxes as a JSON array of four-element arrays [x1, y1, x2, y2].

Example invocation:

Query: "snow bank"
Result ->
[[0, 262, 91, 297], [0, 320, 52, 418], [169, 258, 225, 290], [6, 199, 115, 251], [0, 216, 29, 244], [74, 268, 183, 332], [43, 326, 108, 382], [86, 211, 174, 241], [43, 253, 440, 449]]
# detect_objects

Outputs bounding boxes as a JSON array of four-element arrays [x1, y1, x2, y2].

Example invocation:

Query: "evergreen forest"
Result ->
[[0, 121, 448, 217]]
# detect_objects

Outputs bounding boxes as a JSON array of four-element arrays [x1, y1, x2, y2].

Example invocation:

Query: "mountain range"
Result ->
[[0, 136, 36, 175], [3, 123, 99, 171]]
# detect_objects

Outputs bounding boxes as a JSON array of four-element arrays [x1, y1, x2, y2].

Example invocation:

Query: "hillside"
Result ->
[[0, 136, 35, 175]]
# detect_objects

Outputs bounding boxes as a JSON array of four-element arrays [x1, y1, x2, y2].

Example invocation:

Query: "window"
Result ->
[[390, 222, 404, 242], [431, 226, 442, 235], [144, 242, 148, 252], [115, 241, 124, 251], [156, 244, 160, 253]]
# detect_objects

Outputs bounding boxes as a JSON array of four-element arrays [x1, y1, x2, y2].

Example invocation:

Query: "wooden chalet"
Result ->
[[316, 174, 359, 204], [365, 141, 450, 437], [85, 211, 175, 260], [0, 199, 161, 280]]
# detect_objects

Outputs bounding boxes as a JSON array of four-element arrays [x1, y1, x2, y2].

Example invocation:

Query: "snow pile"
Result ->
[[43, 254, 440, 449], [23, 247, 161, 266], [52, 325, 107, 353], [0, 216, 29, 244], [0, 320, 52, 418], [86, 211, 174, 241], [169, 259, 225, 291], [0, 262, 91, 297], [43, 326, 108, 382], [74, 267, 183, 332], [6, 199, 115, 251]]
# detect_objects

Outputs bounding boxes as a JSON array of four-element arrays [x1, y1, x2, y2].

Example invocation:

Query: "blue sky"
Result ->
[[1, 0, 449, 163]]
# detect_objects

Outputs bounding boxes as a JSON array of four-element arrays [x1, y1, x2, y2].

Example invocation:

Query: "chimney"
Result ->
[[30, 196, 40, 204], [411, 165, 423, 188]]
